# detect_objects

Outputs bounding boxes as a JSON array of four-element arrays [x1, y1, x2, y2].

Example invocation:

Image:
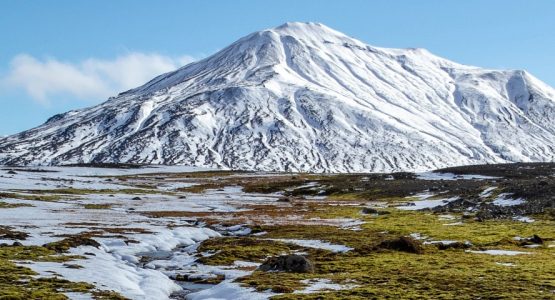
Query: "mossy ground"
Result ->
[[82, 203, 113, 209], [2, 163, 553, 299], [187, 168, 555, 299], [199, 206, 555, 299], [0, 245, 126, 299], [0, 201, 33, 209]]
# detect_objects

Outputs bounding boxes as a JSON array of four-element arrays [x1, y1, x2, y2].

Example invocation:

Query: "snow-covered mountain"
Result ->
[[1, 22, 555, 172]]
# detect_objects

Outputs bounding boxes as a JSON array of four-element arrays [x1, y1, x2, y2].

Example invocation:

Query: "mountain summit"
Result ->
[[1, 22, 554, 172]]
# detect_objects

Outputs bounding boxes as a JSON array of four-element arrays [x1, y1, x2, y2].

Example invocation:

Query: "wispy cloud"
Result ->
[[1, 53, 195, 104]]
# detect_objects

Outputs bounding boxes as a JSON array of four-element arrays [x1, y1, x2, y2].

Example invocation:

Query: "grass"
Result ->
[[197, 237, 302, 265]]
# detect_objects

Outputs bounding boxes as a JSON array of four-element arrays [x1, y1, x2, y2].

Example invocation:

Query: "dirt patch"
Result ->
[[0, 226, 29, 240]]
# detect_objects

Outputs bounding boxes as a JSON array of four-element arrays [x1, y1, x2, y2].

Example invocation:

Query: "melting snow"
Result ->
[[397, 196, 459, 210], [266, 239, 353, 253], [187, 282, 275, 300], [466, 250, 532, 256], [492, 193, 525, 207], [513, 216, 535, 223], [417, 172, 499, 181], [294, 279, 358, 294], [479, 186, 497, 198]]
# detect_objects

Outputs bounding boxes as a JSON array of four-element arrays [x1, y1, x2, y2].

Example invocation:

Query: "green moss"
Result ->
[[45, 236, 100, 253], [202, 202, 555, 298], [178, 183, 227, 193], [0, 245, 127, 299], [197, 237, 299, 265], [0, 246, 89, 299], [0, 192, 63, 202], [0, 201, 34, 208], [365, 210, 555, 246], [82, 204, 112, 209]]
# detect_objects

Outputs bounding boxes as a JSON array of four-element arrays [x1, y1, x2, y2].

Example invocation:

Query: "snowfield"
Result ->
[[1, 22, 554, 172]]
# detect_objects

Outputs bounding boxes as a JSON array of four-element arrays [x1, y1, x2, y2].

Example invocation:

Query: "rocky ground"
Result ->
[[0, 163, 554, 299]]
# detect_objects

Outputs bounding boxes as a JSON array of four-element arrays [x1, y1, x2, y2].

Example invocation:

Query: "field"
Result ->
[[0, 163, 554, 299]]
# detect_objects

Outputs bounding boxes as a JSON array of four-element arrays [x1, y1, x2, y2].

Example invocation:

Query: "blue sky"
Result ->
[[1, 0, 554, 136]]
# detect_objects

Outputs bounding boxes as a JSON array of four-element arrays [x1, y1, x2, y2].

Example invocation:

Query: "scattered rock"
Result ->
[[7, 170, 17, 175], [258, 254, 315, 273], [132, 196, 142, 200], [178, 195, 187, 199], [362, 207, 391, 215], [528, 234, 544, 244], [173, 274, 188, 281], [63, 263, 83, 269], [277, 197, 291, 202], [361, 207, 378, 214], [376, 236, 424, 254], [12, 241, 23, 247]]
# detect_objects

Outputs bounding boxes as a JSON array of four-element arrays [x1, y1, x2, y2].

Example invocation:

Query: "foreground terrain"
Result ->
[[0, 163, 554, 299]]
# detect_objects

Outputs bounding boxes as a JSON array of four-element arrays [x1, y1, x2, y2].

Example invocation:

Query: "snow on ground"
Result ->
[[513, 216, 535, 223], [496, 262, 517, 267], [492, 193, 525, 207], [0, 166, 282, 300], [416, 172, 499, 181], [397, 194, 459, 210], [187, 281, 275, 300], [466, 250, 532, 256], [423, 240, 459, 246], [0, 165, 214, 190], [479, 186, 497, 198], [267, 239, 353, 253], [294, 279, 358, 294], [443, 222, 464, 226]]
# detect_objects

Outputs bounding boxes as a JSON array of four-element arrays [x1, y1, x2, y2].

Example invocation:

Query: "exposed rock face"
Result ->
[[1, 22, 555, 172]]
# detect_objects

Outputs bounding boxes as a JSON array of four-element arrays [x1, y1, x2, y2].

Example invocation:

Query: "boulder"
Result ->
[[529, 234, 544, 244], [376, 236, 424, 254], [361, 207, 378, 214], [258, 254, 315, 273]]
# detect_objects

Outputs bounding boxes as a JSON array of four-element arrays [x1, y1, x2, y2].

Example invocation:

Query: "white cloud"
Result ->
[[2, 53, 196, 104]]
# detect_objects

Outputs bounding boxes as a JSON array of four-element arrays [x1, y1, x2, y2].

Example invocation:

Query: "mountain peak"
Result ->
[[272, 21, 337, 34], [268, 21, 354, 44], [1, 23, 555, 171]]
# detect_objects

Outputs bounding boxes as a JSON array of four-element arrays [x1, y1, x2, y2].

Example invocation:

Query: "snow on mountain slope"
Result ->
[[1, 22, 554, 172]]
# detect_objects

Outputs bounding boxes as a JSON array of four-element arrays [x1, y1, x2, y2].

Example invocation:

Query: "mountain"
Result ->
[[1, 22, 555, 172]]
